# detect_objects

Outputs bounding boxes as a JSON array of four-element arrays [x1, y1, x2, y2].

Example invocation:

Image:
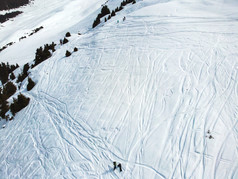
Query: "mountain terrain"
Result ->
[[0, 0, 238, 178]]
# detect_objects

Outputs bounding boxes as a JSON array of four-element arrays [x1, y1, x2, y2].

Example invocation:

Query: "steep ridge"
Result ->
[[0, 0, 238, 178]]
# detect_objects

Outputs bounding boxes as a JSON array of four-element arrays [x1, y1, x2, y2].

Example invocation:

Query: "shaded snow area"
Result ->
[[1, 0, 238, 178]]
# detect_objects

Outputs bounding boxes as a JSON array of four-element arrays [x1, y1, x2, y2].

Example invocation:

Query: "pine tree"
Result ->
[[101, 5, 110, 17], [92, 16, 101, 28], [111, 10, 115, 17], [65, 32, 71, 37], [74, 47, 78, 52], [65, 50, 71, 57]]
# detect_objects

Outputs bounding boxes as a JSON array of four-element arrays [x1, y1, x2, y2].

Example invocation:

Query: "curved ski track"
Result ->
[[1, 1, 238, 178]]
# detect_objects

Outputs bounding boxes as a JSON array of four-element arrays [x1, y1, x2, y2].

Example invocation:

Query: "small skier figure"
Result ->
[[113, 161, 117, 170], [118, 163, 122, 172], [209, 135, 214, 139], [123, 16, 126, 21]]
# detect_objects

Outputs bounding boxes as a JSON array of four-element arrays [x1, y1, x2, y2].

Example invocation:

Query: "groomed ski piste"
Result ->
[[1, 0, 238, 178]]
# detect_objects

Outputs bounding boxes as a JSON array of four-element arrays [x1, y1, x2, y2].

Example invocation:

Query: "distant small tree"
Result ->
[[65, 50, 71, 57], [105, 18, 107, 22], [74, 47, 78, 52], [65, 32, 71, 37], [49, 42, 56, 52], [119, 5, 123, 11], [63, 38, 69, 44], [111, 10, 116, 17], [121, 1, 127, 6]]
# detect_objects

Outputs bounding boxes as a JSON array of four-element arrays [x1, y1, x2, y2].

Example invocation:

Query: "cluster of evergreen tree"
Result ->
[[10, 93, 30, 116], [32, 42, 56, 68], [60, 32, 71, 45], [19, 36, 26, 41], [93, 0, 136, 27], [60, 38, 69, 45], [0, 45, 7, 52], [0, 82, 17, 119], [17, 63, 30, 83], [121, 0, 136, 6], [0, 11, 22, 23], [2, 82, 17, 100], [65, 47, 78, 57], [0, 68, 33, 119], [0, 42, 15, 53], [59, 34, 69, 44], [29, 26, 44, 36], [93, 5, 111, 28], [0, 0, 29, 10], [0, 39, 60, 121], [0, 62, 19, 85]]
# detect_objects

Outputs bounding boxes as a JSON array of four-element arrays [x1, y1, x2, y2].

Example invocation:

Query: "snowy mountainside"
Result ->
[[0, 0, 106, 65], [1, 0, 238, 178]]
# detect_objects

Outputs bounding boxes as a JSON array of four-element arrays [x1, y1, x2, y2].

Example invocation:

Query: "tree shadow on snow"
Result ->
[[101, 165, 115, 176]]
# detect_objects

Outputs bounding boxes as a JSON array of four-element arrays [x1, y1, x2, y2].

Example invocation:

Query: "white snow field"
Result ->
[[1, 0, 238, 178]]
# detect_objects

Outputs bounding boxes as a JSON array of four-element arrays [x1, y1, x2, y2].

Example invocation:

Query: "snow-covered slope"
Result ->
[[0, 0, 106, 65], [1, 0, 238, 178]]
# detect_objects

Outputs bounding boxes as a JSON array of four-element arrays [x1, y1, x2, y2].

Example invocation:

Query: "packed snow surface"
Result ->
[[1, 0, 238, 178]]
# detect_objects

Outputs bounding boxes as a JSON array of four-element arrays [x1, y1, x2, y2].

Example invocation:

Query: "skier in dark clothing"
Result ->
[[113, 161, 117, 170], [118, 163, 122, 172], [113, 161, 122, 172]]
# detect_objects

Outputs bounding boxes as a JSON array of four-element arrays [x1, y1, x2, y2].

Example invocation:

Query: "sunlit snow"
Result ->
[[0, 0, 238, 178]]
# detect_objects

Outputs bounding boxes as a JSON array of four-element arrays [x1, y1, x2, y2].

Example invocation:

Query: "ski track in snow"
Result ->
[[1, 0, 238, 178]]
